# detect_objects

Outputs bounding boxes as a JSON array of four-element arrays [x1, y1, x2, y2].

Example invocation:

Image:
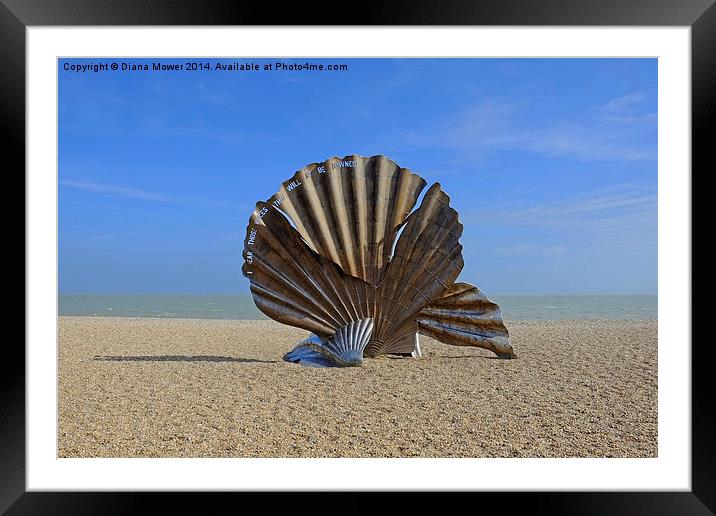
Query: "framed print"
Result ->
[[5, 0, 713, 513]]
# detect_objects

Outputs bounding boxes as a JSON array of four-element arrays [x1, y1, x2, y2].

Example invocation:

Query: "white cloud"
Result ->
[[464, 184, 657, 238], [59, 180, 169, 201], [59, 179, 244, 210], [507, 192, 657, 222], [399, 92, 656, 162], [493, 243, 568, 256]]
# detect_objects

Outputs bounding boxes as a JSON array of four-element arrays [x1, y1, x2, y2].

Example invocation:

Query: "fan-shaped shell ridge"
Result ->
[[283, 318, 374, 367], [418, 282, 515, 358], [243, 200, 373, 339], [265, 154, 427, 285], [367, 182, 465, 356]]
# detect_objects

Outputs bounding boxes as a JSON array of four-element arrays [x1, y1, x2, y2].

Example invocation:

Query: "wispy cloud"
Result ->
[[493, 243, 568, 257], [59, 180, 169, 201], [598, 93, 656, 125], [59, 179, 244, 209], [464, 184, 656, 234], [399, 92, 656, 162], [506, 192, 656, 225]]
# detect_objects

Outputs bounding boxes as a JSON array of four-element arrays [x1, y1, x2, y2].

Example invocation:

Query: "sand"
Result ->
[[58, 316, 657, 458]]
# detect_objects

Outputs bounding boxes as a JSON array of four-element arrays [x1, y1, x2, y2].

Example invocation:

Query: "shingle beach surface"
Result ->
[[59, 317, 657, 458]]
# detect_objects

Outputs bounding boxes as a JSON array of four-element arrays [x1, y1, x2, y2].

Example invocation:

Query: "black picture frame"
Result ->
[[4, 0, 712, 513]]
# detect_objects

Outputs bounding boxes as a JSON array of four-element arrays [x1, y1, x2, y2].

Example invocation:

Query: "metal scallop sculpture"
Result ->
[[242, 154, 515, 366]]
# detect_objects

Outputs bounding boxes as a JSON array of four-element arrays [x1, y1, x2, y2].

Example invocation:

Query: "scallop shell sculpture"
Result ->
[[242, 154, 515, 366]]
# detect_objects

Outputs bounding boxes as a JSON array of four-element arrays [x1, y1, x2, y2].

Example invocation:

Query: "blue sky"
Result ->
[[59, 58, 657, 294]]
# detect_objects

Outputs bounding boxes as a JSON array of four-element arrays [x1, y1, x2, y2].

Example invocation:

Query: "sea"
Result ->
[[58, 294, 657, 321]]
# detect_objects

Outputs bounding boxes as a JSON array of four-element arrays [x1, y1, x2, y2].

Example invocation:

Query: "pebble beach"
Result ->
[[58, 316, 657, 458]]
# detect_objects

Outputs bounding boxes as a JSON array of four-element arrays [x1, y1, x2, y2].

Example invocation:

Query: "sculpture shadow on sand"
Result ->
[[92, 355, 276, 364]]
